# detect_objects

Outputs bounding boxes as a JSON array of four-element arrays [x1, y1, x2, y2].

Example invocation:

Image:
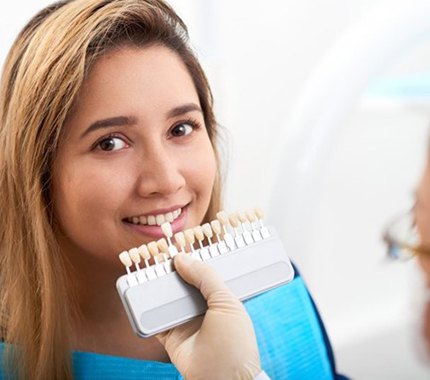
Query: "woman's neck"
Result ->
[[67, 249, 170, 362]]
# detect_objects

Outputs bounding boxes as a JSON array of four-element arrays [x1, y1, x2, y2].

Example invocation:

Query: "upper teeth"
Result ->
[[127, 208, 182, 226]]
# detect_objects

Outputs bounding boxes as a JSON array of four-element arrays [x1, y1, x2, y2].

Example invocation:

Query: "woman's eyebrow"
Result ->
[[80, 104, 201, 139], [166, 103, 202, 119], [81, 116, 137, 139]]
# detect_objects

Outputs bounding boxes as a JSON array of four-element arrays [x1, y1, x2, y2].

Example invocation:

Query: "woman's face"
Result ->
[[52, 45, 217, 266]]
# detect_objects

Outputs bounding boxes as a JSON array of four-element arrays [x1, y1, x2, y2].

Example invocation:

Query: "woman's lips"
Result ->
[[123, 206, 188, 239]]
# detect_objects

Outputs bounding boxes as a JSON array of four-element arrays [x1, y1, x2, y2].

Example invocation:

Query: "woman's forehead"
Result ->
[[67, 45, 200, 130]]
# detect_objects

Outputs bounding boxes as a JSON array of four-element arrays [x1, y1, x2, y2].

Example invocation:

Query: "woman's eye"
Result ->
[[170, 123, 194, 138], [96, 136, 128, 151]]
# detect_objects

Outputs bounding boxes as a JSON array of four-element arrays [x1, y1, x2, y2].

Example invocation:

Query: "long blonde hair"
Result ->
[[0, 1, 221, 378]]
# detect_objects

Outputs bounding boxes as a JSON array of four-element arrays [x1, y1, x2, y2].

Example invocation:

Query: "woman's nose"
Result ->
[[136, 148, 186, 197]]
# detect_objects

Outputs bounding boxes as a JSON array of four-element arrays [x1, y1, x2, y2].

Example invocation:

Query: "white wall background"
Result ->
[[2, 1, 430, 378]]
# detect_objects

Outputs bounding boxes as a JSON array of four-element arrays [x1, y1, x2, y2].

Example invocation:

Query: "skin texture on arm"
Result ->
[[156, 253, 262, 380]]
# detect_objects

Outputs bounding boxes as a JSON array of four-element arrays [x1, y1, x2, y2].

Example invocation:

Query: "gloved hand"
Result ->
[[155, 253, 262, 380]]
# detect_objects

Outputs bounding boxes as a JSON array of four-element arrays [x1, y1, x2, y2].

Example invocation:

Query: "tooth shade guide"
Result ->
[[215, 211, 237, 249], [161, 222, 179, 257], [167, 245, 179, 257], [201, 223, 219, 257], [147, 241, 159, 257], [254, 207, 264, 220], [197, 242, 211, 260], [216, 241, 229, 254], [161, 222, 173, 238], [209, 219, 228, 254], [228, 213, 240, 229], [202, 223, 213, 244], [138, 242, 149, 258], [245, 211, 263, 241], [184, 228, 196, 252], [148, 242, 165, 271], [221, 215, 237, 250], [174, 232, 186, 253], [234, 234, 246, 248], [184, 228, 195, 243], [193, 226, 204, 242], [238, 212, 248, 225], [130, 249, 148, 283], [238, 211, 252, 233], [216, 210, 228, 225], [236, 212, 254, 245], [145, 265, 157, 280], [138, 244, 152, 266], [210, 220, 222, 236], [191, 250, 203, 261], [251, 208, 270, 239], [228, 213, 244, 243], [246, 210, 257, 224], [157, 238, 169, 254], [208, 245, 220, 257], [119, 251, 138, 286], [216, 210, 231, 235], [155, 251, 174, 274], [116, 216, 296, 338], [154, 261, 167, 277], [156, 239, 171, 265], [210, 220, 223, 247], [128, 247, 140, 262], [259, 224, 271, 239], [119, 251, 133, 272], [129, 249, 143, 271], [164, 258, 174, 273], [135, 270, 148, 283], [246, 210, 259, 229]]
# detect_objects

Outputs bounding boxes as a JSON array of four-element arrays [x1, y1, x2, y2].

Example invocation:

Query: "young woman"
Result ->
[[0, 1, 346, 379]]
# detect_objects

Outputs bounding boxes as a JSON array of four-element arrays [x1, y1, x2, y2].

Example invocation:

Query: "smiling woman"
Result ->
[[0, 1, 347, 380], [0, 1, 249, 378]]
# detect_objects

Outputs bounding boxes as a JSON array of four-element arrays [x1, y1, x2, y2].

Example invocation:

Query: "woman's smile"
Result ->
[[123, 203, 189, 239]]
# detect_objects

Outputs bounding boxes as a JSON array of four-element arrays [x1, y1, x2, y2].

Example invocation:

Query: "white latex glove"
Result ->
[[155, 253, 262, 380]]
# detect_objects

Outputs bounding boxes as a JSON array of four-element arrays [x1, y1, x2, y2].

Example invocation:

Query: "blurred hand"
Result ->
[[155, 253, 261, 380]]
